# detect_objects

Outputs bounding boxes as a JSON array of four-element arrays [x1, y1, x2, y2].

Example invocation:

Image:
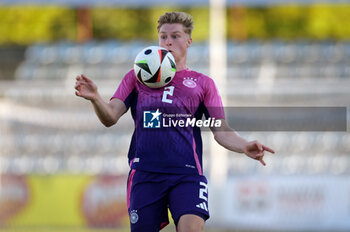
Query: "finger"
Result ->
[[259, 157, 266, 166], [76, 75, 81, 81], [74, 82, 82, 90], [255, 151, 264, 159], [254, 141, 263, 151], [75, 81, 87, 88], [81, 74, 90, 83], [262, 145, 275, 154], [74, 84, 83, 91], [75, 91, 81, 97]]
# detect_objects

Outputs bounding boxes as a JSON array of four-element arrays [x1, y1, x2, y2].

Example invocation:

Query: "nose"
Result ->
[[165, 37, 172, 47]]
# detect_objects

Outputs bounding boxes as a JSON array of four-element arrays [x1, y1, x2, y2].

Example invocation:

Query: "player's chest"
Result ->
[[136, 77, 203, 106]]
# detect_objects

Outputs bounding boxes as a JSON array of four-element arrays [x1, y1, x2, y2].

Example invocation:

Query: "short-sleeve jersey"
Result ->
[[111, 68, 225, 175]]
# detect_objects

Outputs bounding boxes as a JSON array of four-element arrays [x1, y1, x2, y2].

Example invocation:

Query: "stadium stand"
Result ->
[[13, 41, 350, 81], [0, 40, 349, 176]]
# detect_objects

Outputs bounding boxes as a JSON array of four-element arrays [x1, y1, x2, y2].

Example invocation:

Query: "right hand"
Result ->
[[75, 74, 98, 101]]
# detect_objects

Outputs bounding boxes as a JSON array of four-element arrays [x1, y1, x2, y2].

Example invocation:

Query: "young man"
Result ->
[[75, 12, 274, 232]]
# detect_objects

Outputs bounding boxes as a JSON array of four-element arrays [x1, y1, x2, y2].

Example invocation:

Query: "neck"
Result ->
[[176, 64, 188, 71], [175, 55, 188, 71]]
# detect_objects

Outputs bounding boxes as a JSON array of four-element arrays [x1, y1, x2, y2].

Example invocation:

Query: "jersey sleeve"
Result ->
[[110, 70, 137, 109], [203, 77, 225, 119]]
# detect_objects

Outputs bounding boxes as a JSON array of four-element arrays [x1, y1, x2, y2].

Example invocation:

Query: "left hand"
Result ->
[[243, 140, 275, 166]]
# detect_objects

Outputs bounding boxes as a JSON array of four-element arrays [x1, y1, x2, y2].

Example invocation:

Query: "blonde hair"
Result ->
[[157, 12, 194, 36]]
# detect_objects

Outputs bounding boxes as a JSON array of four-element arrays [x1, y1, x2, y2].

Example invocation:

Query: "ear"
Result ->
[[187, 37, 192, 48]]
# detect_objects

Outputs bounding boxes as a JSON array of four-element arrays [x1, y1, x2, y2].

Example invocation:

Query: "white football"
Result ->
[[134, 46, 176, 88]]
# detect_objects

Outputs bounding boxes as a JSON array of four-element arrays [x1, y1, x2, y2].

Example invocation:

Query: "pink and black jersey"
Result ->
[[111, 68, 225, 175]]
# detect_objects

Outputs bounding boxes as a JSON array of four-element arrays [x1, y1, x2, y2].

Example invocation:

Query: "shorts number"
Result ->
[[162, 86, 174, 104], [199, 182, 208, 201]]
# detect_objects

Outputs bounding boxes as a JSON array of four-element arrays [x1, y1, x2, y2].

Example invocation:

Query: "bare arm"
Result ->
[[75, 74, 127, 127], [211, 119, 275, 166], [91, 96, 127, 127]]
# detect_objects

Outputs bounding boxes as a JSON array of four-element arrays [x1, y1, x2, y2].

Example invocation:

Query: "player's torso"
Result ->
[[134, 69, 205, 112], [129, 69, 207, 174]]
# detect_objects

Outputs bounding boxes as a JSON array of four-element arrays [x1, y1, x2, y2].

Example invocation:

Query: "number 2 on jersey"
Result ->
[[199, 182, 208, 201], [162, 86, 174, 104]]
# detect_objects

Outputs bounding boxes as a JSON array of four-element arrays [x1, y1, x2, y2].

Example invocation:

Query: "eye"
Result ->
[[172, 35, 178, 39], [160, 35, 166, 40]]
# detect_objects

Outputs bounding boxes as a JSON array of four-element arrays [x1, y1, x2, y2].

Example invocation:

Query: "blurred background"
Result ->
[[0, 0, 350, 231]]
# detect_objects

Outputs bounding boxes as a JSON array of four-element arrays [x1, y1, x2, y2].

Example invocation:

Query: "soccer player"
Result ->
[[75, 12, 274, 232]]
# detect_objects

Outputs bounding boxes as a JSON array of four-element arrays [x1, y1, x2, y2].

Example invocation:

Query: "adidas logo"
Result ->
[[196, 202, 208, 212]]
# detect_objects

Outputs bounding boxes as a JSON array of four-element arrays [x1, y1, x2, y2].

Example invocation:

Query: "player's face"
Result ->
[[158, 23, 192, 64]]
